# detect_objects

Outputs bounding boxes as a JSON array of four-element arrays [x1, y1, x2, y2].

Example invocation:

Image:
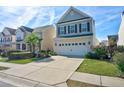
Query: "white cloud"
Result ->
[[0, 6, 58, 31]]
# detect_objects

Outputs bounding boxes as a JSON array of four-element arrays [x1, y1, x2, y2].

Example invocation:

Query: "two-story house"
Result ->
[[118, 11, 124, 46], [54, 7, 99, 57], [33, 25, 56, 51], [0, 27, 16, 49], [16, 26, 33, 51]]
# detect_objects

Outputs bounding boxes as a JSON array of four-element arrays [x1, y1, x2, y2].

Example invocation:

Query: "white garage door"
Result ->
[[56, 42, 89, 57]]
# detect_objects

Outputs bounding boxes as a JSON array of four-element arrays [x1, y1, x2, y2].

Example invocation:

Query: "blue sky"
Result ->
[[0, 6, 124, 41]]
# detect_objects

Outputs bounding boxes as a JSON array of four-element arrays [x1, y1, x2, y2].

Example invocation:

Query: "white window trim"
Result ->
[[60, 26, 65, 35], [81, 22, 88, 32], [69, 24, 75, 33]]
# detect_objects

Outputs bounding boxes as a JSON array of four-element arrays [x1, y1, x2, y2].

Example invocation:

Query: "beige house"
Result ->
[[33, 25, 56, 51], [54, 7, 99, 57], [0, 27, 16, 50], [118, 12, 124, 46]]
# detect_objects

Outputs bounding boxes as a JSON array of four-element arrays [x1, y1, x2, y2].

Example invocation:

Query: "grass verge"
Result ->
[[76, 59, 121, 77], [66, 80, 99, 87]]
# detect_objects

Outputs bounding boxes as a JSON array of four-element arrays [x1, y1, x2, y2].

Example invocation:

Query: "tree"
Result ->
[[25, 33, 42, 54], [108, 37, 117, 57]]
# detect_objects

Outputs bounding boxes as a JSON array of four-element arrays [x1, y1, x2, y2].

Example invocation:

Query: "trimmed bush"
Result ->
[[85, 46, 108, 60], [117, 46, 124, 53], [40, 50, 57, 58], [93, 46, 108, 59], [8, 52, 33, 60], [113, 52, 124, 72], [85, 52, 99, 59]]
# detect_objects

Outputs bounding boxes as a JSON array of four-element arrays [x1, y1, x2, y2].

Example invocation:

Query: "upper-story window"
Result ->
[[17, 36, 22, 41], [70, 25, 75, 33], [68, 24, 77, 34], [79, 22, 90, 32], [60, 26, 65, 34]]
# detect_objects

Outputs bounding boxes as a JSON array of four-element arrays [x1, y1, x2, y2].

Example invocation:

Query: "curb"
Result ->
[[0, 72, 52, 87]]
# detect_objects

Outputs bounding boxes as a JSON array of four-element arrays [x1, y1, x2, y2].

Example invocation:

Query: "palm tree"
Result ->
[[25, 33, 42, 54]]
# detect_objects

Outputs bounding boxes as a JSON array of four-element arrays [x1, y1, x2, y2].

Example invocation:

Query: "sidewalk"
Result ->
[[70, 72, 124, 87]]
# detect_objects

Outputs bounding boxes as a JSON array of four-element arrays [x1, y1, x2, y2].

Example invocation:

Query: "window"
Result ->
[[72, 43, 74, 46], [83, 43, 85, 45], [65, 43, 68, 46], [68, 43, 71, 46], [60, 26, 65, 34], [16, 44, 20, 50], [59, 44, 61, 46], [79, 22, 90, 32], [79, 43, 82, 45], [22, 44, 26, 50], [55, 43, 57, 46], [81, 23, 88, 32], [70, 25, 75, 33], [75, 43, 78, 45], [62, 44, 64, 46]]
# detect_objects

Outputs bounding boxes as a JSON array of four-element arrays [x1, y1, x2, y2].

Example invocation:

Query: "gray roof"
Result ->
[[18, 26, 33, 33], [5, 27, 16, 35]]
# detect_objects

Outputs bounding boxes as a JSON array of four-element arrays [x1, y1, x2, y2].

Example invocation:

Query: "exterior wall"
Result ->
[[0, 29, 16, 50], [59, 10, 86, 23], [57, 18, 93, 38], [118, 14, 124, 45], [15, 29, 31, 51], [16, 29, 24, 41], [33, 26, 56, 51]]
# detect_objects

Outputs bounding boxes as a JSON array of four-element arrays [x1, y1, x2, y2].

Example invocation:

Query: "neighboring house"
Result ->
[[100, 40, 108, 46], [54, 7, 99, 57], [16, 26, 33, 51], [108, 35, 118, 46], [118, 11, 124, 46], [0, 27, 16, 49], [33, 25, 56, 51]]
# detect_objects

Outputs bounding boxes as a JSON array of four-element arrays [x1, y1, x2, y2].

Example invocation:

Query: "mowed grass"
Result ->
[[76, 59, 121, 77], [0, 57, 43, 64]]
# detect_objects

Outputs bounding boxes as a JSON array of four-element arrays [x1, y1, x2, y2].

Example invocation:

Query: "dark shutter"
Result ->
[[79, 24, 81, 32], [87, 22, 90, 32], [75, 24, 77, 33], [64, 26, 66, 34], [68, 26, 70, 34], [58, 27, 60, 35]]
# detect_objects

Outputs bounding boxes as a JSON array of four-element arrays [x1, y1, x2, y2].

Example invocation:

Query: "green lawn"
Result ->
[[76, 59, 121, 77], [0, 57, 43, 64]]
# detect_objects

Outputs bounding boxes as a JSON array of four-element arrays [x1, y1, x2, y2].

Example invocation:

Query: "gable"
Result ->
[[57, 7, 91, 24], [2, 28, 11, 35]]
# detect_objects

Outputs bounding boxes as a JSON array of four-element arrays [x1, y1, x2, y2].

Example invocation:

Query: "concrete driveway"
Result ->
[[1, 56, 83, 86]]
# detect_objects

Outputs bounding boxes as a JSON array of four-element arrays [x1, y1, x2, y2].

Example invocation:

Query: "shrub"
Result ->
[[116, 46, 124, 53], [93, 46, 108, 59], [85, 52, 99, 59], [85, 46, 108, 59], [40, 50, 57, 58], [8, 52, 33, 60], [113, 52, 124, 72]]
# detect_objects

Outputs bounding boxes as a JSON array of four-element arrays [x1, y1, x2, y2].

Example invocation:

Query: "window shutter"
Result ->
[[75, 24, 77, 33], [68, 26, 70, 33], [58, 27, 60, 35], [64, 26, 66, 34], [87, 22, 90, 32], [79, 24, 81, 32]]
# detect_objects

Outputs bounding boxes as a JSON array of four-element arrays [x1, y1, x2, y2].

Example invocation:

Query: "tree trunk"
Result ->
[[38, 40, 41, 52]]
